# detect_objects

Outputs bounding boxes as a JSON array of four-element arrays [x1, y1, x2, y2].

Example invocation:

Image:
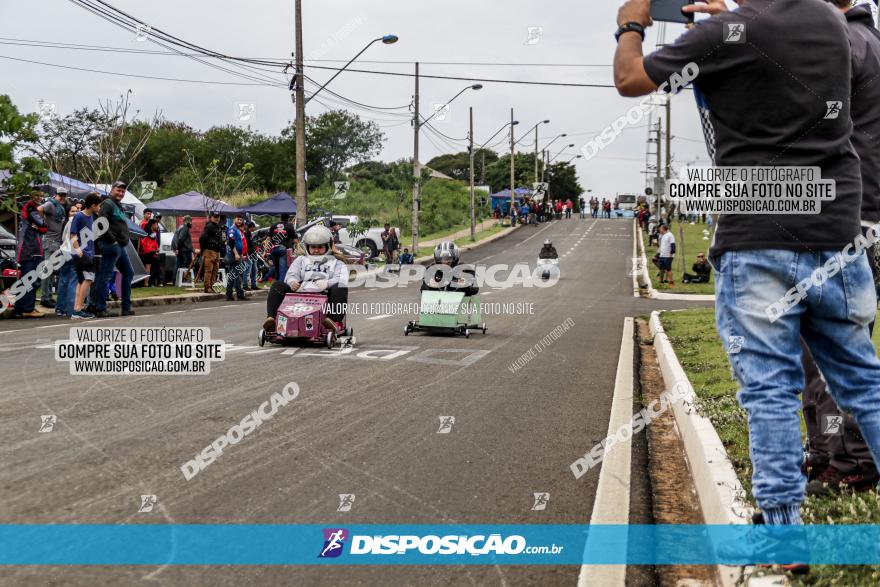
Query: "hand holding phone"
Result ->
[[650, 0, 695, 24]]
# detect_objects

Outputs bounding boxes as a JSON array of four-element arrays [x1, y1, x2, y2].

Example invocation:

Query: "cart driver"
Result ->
[[263, 225, 348, 334], [422, 241, 479, 297], [538, 238, 558, 260]]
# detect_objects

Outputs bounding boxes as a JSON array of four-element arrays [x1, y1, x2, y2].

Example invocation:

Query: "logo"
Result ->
[[437, 416, 455, 434], [134, 23, 151, 42], [824, 415, 844, 435], [235, 103, 257, 125], [304, 316, 314, 331], [318, 528, 348, 558], [140, 181, 157, 201], [723, 23, 746, 44], [36, 100, 56, 120], [628, 256, 645, 277], [138, 494, 157, 512], [432, 103, 451, 122], [531, 492, 550, 511], [727, 335, 745, 355], [333, 181, 350, 200], [824, 101, 843, 120], [524, 26, 543, 45], [337, 494, 355, 512], [38, 415, 57, 433]]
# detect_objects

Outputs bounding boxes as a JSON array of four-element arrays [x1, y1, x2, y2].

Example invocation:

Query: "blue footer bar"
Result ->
[[2, 524, 879, 565]]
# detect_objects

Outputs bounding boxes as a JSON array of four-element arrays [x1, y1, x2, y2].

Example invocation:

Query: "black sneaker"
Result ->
[[806, 466, 847, 497], [122, 309, 136, 316], [40, 300, 56, 309], [94, 310, 113, 318], [236, 295, 249, 301], [840, 469, 880, 492]]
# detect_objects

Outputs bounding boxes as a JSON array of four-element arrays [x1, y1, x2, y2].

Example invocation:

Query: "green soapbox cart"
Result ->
[[404, 290, 487, 339]]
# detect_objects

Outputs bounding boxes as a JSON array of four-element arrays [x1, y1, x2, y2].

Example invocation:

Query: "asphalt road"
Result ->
[[0, 218, 709, 586]]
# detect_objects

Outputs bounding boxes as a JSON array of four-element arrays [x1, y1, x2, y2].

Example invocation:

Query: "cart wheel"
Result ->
[[404, 324, 411, 336], [258, 329, 265, 347], [464, 328, 470, 339], [482, 323, 487, 334], [345, 326, 353, 337], [325, 332, 335, 349]]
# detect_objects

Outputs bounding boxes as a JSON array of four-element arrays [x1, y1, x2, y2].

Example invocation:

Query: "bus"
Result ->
[[616, 193, 638, 211]]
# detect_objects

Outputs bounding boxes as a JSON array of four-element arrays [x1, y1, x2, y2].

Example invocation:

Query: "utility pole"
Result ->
[[469, 106, 476, 241], [509, 107, 515, 216], [293, 0, 307, 226], [534, 125, 539, 184], [665, 96, 672, 180], [481, 151, 486, 185], [411, 61, 420, 254], [654, 119, 663, 219]]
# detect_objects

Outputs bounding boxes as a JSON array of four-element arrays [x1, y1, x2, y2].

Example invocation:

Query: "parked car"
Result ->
[[0, 224, 16, 261], [326, 215, 399, 260]]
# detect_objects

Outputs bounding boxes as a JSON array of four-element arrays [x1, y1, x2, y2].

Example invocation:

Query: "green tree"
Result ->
[[303, 110, 384, 185], [0, 95, 47, 216], [545, 161, 584, 200], [484, 152, 541, 192], [427, 148, 499, 183]]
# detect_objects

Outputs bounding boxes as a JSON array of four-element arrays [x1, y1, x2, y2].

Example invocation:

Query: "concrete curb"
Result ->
[[649, 310, 754, 587]]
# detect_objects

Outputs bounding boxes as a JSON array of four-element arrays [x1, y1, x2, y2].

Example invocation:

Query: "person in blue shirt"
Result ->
[[69, 193, 102, 319], [226, 214, 247, 301], [399, 248, 414, 265], [519, 202, 531, 225]]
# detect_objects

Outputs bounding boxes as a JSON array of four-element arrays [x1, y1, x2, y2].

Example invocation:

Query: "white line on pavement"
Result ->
[[245, 348, 279, 355], [366, 314, 393, 320], [163, 311, 184, 315], [577, 317, 633, 587], [36, 324, 66, 329]]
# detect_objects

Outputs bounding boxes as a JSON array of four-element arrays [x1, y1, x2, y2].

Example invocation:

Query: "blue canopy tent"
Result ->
[[241, 192, 297, 216], [147, 191, 242, 217], [490, 188, 532, 214]]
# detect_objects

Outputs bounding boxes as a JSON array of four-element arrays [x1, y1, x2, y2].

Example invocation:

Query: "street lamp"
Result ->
[[469, 118, 520, 240], [294, 28, 398, 225], [512, 120, 550, 184], [565, 154, 583, 164], [548, 144, 576, 165], [305, 35, 399, 104], [412, 82, 482, 253]]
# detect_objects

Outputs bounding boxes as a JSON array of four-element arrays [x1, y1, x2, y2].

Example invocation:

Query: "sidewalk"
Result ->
[[420, 219, 499, 249]]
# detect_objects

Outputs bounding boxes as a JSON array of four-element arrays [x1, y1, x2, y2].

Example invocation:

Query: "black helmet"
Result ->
[[433, 241, 460, 265]]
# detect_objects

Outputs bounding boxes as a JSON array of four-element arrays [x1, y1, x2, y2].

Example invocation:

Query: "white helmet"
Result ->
[[303, 225, 333, 263], [543, 238, 552, 247], [434, 241, 460, 265]]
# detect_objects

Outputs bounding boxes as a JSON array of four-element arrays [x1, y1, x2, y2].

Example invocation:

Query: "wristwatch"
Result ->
[[615, 22, 646, 42]]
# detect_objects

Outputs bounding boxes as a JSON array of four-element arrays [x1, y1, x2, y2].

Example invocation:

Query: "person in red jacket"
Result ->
[[138, 217, 161, 287]]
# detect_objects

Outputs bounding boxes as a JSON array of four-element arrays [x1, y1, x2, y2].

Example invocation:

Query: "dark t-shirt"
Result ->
[[643, 0, 862, 256], [846, 4, 880, 223], [70, 212, 95, 258]]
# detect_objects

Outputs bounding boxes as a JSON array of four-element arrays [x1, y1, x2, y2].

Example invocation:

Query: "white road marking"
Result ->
[[36, 324, 66, 329], [163, 311, 184, 315], [245, 348, 279, 355], [281, 349, 298, 356], [366, 314, 393, 320], [1, 329, 24, 334]]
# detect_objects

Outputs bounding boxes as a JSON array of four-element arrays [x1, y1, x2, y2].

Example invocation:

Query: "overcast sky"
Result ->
[[2, 0, 722, 196]]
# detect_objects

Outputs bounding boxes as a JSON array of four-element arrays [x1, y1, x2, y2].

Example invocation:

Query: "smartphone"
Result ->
[[650, 0, 695, 24]]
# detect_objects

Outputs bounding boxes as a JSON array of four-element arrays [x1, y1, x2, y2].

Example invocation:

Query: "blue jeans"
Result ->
[[175, 251, 193, 283], [226, 256, 245, 299], [714, 249, 880, 520], [13, 256, 41, 314], [271, 246, 287, 282], [55, 260, 77, 316], [92, 243, 133, 312], [247, 258, 258, 289]]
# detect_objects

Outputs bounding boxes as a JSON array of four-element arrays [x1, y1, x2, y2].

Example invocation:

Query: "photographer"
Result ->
[[614, 0, 880, 530]]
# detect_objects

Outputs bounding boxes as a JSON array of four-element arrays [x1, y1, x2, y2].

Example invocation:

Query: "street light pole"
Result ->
[[412, 61, 420, 254], [509, 107, 515, 217], [293, 0, 307, 226], [469, 106, 476, 241], [412, 80, 482, 253]]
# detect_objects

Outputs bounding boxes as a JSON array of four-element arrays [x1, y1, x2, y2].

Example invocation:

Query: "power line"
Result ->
[[0, 54, 281, 86]]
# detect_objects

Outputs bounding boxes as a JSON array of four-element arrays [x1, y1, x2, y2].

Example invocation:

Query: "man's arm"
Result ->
[[614, 0, 656, 97]]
